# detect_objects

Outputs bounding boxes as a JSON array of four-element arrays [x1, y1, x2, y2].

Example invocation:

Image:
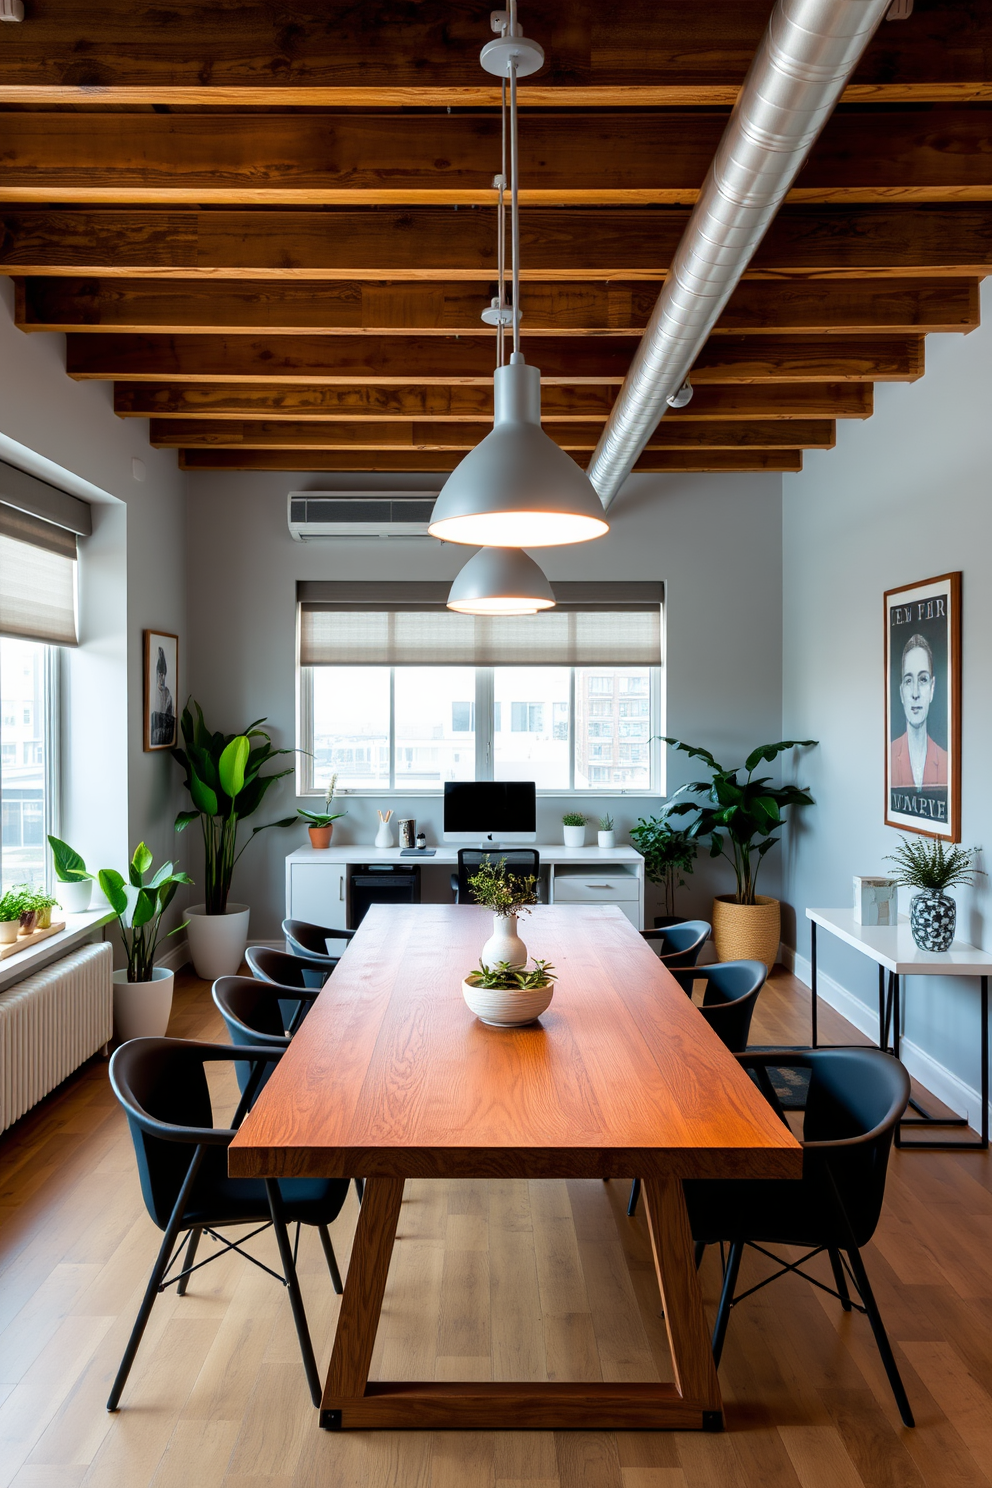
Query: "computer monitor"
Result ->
[[443, 781, 537, 846]]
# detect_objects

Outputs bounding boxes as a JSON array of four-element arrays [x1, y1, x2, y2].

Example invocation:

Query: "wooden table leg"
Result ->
[[319, 1175, 405, 1429], [641, 1175, 723, 1426]]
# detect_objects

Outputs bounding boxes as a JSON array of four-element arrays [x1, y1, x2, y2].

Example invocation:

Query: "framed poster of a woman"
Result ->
[[884, 572, 961, 841]]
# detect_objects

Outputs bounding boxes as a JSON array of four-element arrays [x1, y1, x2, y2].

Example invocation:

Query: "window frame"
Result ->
[[298, 662, 663, 799]]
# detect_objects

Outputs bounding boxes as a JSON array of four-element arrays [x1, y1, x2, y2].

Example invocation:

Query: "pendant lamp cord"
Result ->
[[496, 77, 507, 368], [509, 54, 521, 359]]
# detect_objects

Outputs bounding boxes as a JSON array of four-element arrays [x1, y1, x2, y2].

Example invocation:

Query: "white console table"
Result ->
[[807, 907, 992, 1150], [286, 844, 646, 932]]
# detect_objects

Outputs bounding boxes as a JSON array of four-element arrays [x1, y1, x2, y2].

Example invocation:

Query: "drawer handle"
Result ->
[[588, 883, 613, 889]]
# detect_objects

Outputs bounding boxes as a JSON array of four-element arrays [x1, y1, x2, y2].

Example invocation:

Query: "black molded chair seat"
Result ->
[[685, 1047, 914, 1427], [282, 917, 355, 969], [246, 944, 331, 989], [107, 1037, 349, 1412], [640, 919, 709, 967], [452, 848, 540, 904]]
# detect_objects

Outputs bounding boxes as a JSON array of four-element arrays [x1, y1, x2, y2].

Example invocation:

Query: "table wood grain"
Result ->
[[229, 904, 802, 1431]]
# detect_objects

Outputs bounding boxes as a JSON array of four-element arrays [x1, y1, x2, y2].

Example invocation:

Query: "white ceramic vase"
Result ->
[[563, 824, 586, 847], [479, 912, 527, 970], [462, 975, 554, 1028], [597, 830, 616, 849], [375, 822, 394, 848], [57, 879, 92, 914], [186, 902, 250, 979], [113, 967, 174, 1041]]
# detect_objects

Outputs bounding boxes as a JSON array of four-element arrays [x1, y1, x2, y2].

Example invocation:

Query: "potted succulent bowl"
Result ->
[[462, 957, 558, 1028], [48, 835, 94, 914], [661, 736, 817, 971], [172, 701, 296, 979], [562, 812, 588, 848], [298, 773, 347, 849], [597, 814, 616, 849], [884, 836, 982, 952], [467, 857, 539, 970], [630, 808, 697, 927], [0, 889, 25, 944]]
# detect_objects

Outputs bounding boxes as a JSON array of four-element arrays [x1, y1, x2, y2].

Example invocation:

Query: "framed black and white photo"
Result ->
[[884, 573, 961, 841], [143, 630, 178, 751]]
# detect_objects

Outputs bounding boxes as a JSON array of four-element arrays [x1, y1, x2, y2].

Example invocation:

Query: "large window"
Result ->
[[304, 663, 661, 793], [0, 638, 58, 890]]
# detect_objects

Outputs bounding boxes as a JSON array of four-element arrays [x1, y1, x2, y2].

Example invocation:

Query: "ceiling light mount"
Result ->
[[666, 380, 694, 410], [481, 8, 545, 77]]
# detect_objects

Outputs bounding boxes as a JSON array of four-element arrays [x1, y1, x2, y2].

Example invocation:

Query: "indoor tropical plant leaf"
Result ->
[[47, 835, 90, 884]]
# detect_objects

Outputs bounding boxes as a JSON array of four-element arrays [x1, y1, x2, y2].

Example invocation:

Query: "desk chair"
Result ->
[[107, 1038, 349, 1411], [451, 848, 541, 904], [685, 1047, 914, 1427], [282, 917, 355, 972], [627, 959, 767, 1216], [246, 944, 331, 990], [640, 919, 709, 968]]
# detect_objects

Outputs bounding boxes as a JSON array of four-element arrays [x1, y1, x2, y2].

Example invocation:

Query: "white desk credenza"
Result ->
[[286, 844, 646, 933]]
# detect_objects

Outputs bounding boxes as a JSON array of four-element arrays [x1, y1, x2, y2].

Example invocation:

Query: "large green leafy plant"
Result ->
[[663, 737, 817, 905], [629, 811, 697, 919], [173, 702, 296, 915], [51, 840, 191, 982]]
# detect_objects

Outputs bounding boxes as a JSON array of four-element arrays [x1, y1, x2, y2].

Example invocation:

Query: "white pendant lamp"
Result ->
[[428, 6, 609, 550], [446, 545, 555, 615]]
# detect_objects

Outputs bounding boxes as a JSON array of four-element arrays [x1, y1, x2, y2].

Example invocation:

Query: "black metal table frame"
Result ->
[[810, 920, 989, 1152]]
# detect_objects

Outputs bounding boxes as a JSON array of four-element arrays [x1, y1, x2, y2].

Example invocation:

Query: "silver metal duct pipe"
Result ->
[[587, 0, 893, 507]]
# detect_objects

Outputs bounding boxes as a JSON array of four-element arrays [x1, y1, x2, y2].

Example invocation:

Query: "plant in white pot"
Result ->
[[48, 835, 94, 914], [94, 842, 192, 1041], [172, 701, 296, 978], [0, 888, 26, 944], [462, 957, 558, 1028], [467, 857, 539, 971], [663, 736, 817, 971], [597, 814, 616, 849], [884, 836, 982, 952], [562, 812, 588, 848]]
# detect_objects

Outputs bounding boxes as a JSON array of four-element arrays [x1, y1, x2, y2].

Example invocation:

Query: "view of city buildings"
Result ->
[[0, 637, 50, 888]]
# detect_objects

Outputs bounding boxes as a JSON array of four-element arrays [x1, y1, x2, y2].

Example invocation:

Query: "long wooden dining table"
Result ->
[[229, 903, 801, 1432]]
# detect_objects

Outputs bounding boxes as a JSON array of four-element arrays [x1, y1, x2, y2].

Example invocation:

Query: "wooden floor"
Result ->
[[1, 966, 991, 1488]]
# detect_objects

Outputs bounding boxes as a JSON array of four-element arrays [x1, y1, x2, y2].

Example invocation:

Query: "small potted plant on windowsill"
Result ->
[[597, 814, 616, 849], [462, 958, 558, 1028], [0, 889, 25, 944], [466, 857, 539, 970], [298, 773, 347, 849], [562, 812, 588, 848], [884, 836, 983, 952], [29, 891, 59, 930], [48, 835, 93, 914]]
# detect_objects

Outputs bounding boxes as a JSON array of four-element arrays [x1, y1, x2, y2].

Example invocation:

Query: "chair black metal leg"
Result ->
[[265, 1181, 321, 1407], [627, 1178, 641, 1216], [845, 1244, 915, 1428], [711, 1240, 743, 1368], [107, 1145, 206, 1411], [318, 1224, 344, 1295], [828, 1247, 852, 1312], [353, 1178, 365, 1204], [176, 1227, 201, 1297]]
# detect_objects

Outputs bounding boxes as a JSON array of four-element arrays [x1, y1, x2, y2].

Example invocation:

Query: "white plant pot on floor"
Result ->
[[57, 880, 92, 915], [113, 967, 174, 1042], [186, 902, 250, 979]]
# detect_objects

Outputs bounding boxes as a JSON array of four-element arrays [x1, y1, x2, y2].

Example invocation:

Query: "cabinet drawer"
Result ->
[[553, 874, 639, 904]]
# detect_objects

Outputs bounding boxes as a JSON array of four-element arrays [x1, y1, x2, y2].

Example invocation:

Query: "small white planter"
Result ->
[[462, 975, 554, 1028], [186, 902, 250, 979], [113, 967, 174, 1042], [562, 824, 586, 848], [56, 880, 92, 915], [0, 920, 18, 944], [480, 912, 528, 970], [597, 831, 616, 849]]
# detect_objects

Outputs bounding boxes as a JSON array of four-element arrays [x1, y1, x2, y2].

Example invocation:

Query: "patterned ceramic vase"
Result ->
[[909, 890, 956, 952]]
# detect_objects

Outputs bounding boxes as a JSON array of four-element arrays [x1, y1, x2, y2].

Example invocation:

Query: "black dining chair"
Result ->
[[212, 975, 365, 1205], [106, 1037, 349, 1412], [451, 848, 541, 904], [246, 944, 331, 990], [640, 919, 710, 968], [627, 959, 768, 1216], [282, 917, 355, 972], [682, 1046, 914, 1427]]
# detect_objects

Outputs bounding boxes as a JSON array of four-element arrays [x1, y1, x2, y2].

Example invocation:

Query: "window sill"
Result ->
[[297, 789, 664, 800], [0, 909, 115, 995]]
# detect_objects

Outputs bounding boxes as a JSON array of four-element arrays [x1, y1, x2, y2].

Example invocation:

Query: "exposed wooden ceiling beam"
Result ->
[[115, 380, 873, 422], [4, 110, 992, 207], [21, 277, 978, 337], [4, 207, 992, 280], [69, 332, 923, 385], [178, 448, 804, 474], [0, 0, 988, 106], [151, 417, 834, 451]]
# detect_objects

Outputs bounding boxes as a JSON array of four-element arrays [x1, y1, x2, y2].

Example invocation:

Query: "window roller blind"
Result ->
[[299, 583, 662, 667], [0, 505, 78, 647]]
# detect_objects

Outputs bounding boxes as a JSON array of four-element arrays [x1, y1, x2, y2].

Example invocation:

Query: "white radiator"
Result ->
[[0, 942, 113, 1132]]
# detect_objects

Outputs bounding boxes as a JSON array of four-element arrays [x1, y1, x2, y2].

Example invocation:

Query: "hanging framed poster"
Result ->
[[884, 572, 961, 841], [143, 629, 178, 751]]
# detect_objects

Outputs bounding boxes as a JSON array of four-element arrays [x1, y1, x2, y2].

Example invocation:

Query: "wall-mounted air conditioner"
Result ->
[[287, 492, 440, 540]]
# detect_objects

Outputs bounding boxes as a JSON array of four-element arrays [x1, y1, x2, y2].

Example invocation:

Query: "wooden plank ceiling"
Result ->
[[2, 0, 990, 478]]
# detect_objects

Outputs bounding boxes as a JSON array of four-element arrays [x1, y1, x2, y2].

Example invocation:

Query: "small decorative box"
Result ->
[[853, 876, 898, 926]]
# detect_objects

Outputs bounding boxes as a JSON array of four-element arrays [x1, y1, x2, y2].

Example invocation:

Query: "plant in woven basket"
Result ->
[[884, 836, 981, 892], [468, 958, 557, 990], [466, 858, 539, 919]]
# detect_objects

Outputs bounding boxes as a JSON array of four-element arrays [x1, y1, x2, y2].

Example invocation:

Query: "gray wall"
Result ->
[[185, 468, 785, 936], [782, 279, 992, 1114]]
